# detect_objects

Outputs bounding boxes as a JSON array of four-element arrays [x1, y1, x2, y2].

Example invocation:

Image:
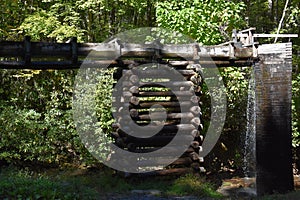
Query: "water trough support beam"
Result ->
[[255, 43, 294, 196], [0, 38, 255, 69]]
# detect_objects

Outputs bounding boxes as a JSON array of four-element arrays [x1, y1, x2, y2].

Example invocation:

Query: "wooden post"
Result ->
[[24, 36, 31, 67], [71, 37, 78, 65], [255, 43, 294, 196]]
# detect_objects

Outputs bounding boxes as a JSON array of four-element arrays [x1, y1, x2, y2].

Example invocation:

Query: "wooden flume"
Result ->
[[0, 36, 257, 69]]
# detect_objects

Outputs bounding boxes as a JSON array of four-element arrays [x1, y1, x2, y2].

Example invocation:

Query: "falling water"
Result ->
[[243, 68, 256, 178]]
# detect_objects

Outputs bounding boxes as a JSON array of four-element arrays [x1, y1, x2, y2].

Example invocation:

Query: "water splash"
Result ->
[[243, 68, 256, 178]]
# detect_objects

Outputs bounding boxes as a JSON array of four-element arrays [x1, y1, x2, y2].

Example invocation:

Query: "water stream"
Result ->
[[218, 68, 258, 197], [243, 68, 256, 178]]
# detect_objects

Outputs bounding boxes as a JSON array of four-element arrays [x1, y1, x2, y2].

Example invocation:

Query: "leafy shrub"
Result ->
[[73, 67, 116, 163], [0, 69, 117, 166], [0, 103, 88, 165]]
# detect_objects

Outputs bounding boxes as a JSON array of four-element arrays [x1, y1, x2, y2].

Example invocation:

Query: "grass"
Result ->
[[0, 166, 223, 199], [166, 174, 223, 198], [3, 166, 300, 199], [0, 167, 101, 200]]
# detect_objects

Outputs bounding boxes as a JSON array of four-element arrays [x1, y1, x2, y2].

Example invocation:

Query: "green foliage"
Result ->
[[0, 69, 75, 111], [167, 174, 222, 198], [14, 0, 157, 42], [223, 67, 249, 107], [155, 0, 249, 170], [202, 67, 250, 171], [284, 0, 300, 158], [0, 167, 224, 199], [292, 73, 300, 148], [243, 0, 299, 35], [0, 168, 99, 199], [95, 68, 117, 132], [156, 0, 246, 44], [0, 0, 33, 40], [0, 69, 97, 166], [0, 100, 85, 165], [19, 10, 85, 42], [73, 67, 116, 162], [284, 2, 300, 33], [0, 66, 118, 166]]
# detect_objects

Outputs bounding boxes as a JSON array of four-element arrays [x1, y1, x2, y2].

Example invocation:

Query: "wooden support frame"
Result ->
[[255, 42, 294, 196]]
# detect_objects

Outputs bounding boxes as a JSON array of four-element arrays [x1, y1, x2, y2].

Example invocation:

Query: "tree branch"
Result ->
[[274, 0, 289, 43]]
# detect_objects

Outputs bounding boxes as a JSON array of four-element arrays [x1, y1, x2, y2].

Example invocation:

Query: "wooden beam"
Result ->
[[254, 34, 298, 38], [0, 39, 255, 69]]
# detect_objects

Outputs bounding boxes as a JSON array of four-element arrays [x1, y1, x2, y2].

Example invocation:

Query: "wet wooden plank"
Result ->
[[255, 43, 294, 196]]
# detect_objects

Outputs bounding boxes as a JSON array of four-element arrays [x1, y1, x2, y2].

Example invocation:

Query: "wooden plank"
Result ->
[[235, 47, 253, 57], [136, 157, 193, 167], [121, 124, 196, 134], [136, 91, 196, 97], [123, 136, 188, 147], [0, 61, 79, 69], [131, 112, 195, 120], [144, 168, 193, 176], [255, 43, 294, 195], [254, 34, 298, 38], [31, 42, 71, 57], [128, 106, 200, 114], [24, 36, 31, 66], [128, 108, 196, 118], [258, 43, 292, 59], [0, 40, 254, 59], [132, 68, 196, 76], [0, 58, 254, 69], [203, 45, 231, 58], [132, 146, 196, 154], [128, 101, 195, 108], [0, 41, 23, 56], [122, 80, 194, 88]]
